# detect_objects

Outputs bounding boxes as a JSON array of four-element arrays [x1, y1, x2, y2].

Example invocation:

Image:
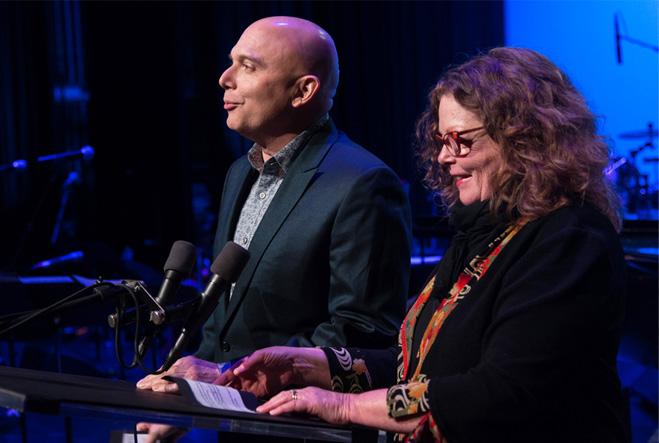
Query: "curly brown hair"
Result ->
[[415, 47, 621, 230]]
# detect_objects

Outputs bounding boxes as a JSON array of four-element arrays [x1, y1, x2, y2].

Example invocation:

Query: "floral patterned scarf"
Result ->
[[395, 221, 525, 442]]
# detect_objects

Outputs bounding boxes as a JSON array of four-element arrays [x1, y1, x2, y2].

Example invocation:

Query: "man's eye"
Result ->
[[243, 63, 254, 71]]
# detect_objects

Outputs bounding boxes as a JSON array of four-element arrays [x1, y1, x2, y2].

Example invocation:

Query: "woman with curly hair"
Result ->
[[213, 47, 628, 443]]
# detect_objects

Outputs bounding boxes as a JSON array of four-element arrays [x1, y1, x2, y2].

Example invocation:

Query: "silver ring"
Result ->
[[290, 389, 298, 401]]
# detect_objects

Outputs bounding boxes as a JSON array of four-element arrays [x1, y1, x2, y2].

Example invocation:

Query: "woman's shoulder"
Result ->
[[523, 203, 618, 238], [510, 204, 624, 263]]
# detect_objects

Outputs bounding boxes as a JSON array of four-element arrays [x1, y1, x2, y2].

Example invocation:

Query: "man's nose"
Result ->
[[219, 67, 233, 90]]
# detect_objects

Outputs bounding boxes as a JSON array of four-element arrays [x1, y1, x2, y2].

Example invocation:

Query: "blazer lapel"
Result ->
[[218, 121, 339, 334]]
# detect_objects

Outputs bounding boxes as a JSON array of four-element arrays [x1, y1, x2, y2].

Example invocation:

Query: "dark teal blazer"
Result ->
[[196, 119, 412, 362]]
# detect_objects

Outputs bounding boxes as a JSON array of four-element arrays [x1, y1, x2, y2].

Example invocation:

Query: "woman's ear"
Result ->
[[291, 75, 320, 108]]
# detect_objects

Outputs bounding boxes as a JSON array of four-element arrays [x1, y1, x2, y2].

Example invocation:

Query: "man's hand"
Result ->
[[136, 355, 220, 393], [135, 423, 189, 443]]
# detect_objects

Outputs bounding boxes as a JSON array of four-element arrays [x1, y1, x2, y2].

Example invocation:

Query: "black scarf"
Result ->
[[410, 200, 507, 373], [429, 199, 505, 300]]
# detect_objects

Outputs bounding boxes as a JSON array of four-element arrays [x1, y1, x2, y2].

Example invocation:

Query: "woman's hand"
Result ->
[[213, 346, 330, 398], [257, 387, 353, 425], [259, 386, 423, 435]]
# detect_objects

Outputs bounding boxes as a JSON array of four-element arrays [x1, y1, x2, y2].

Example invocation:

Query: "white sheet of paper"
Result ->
[[183, 379, 256, 413]]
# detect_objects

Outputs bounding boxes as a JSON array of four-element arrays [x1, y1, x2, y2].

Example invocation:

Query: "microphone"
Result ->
[[137, 240, 198, 359], [0, 159, 27, 173], [37, 145, 95, 163], [161, 241, 250, 371], [615, 14, 622, 64], [153, 241, 199, 314], [0, 146, 93, 172], [28, 251, 84, 271]]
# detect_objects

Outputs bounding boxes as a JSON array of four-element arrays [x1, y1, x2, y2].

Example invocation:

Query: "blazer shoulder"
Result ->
[[299, 120, 393, 176], [322, 130, 397, 177]]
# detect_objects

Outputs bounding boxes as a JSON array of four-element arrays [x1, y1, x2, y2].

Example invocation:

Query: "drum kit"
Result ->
[[606, 123, 658, 219]]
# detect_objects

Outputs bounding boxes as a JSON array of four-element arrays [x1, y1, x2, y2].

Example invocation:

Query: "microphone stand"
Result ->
[[0, 261, 202, 375], [9, 172, 60, 270], [51, 172, 80, 245], [0, 278, 173, 374], [8, 146, 94, 271], [0, 280, 138, 335], [615, 12, 659, 64]]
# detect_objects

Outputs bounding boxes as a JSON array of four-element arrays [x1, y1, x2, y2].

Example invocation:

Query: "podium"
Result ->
[[0, 366, 378, 442]]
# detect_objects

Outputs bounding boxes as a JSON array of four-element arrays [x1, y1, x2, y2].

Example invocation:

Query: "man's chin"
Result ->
[[225, 119, 244, 134]]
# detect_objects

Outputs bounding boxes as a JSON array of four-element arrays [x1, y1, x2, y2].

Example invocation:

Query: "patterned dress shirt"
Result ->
[[232, 114, 329, 252]]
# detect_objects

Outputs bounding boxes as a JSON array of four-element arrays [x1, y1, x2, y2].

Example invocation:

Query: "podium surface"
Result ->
[[0, 366, 377, 442]]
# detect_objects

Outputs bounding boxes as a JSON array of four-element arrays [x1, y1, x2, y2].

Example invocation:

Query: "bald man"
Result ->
[[137, 16, 411, 394]]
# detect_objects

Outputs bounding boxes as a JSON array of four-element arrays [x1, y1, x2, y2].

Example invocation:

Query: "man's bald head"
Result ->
[[245, 16, 339, 113]]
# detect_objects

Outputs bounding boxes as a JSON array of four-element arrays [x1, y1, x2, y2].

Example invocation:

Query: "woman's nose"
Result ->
[[437, 143, 454, 165]]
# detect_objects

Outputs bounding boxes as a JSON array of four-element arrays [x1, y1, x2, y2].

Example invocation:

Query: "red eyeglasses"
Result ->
[[434, 126, 484, 157]]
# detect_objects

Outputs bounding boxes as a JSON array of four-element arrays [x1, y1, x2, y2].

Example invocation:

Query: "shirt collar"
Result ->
[[247, 114, 329, 173]]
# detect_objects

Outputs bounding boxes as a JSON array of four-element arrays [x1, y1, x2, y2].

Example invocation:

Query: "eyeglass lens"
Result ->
[[445, 134, 461, 156]]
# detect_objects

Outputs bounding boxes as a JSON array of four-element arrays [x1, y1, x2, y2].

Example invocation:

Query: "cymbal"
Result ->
[[619, 129, 658, 139]]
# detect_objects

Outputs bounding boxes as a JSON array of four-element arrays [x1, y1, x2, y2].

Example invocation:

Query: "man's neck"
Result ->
[[259, 133, 298, 162], [254, 114, 329, 163]]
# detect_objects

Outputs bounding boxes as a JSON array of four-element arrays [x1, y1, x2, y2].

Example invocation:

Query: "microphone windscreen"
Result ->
[[81, 145, 95, 160], [210, 241, 251, 283], [164, 241, 198, 277]]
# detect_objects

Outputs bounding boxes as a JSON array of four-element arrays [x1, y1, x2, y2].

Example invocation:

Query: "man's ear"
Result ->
[[291, 75, 320, 108]]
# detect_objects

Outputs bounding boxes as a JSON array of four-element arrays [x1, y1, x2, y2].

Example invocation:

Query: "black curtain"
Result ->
[[0, 0, 503, 274]]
